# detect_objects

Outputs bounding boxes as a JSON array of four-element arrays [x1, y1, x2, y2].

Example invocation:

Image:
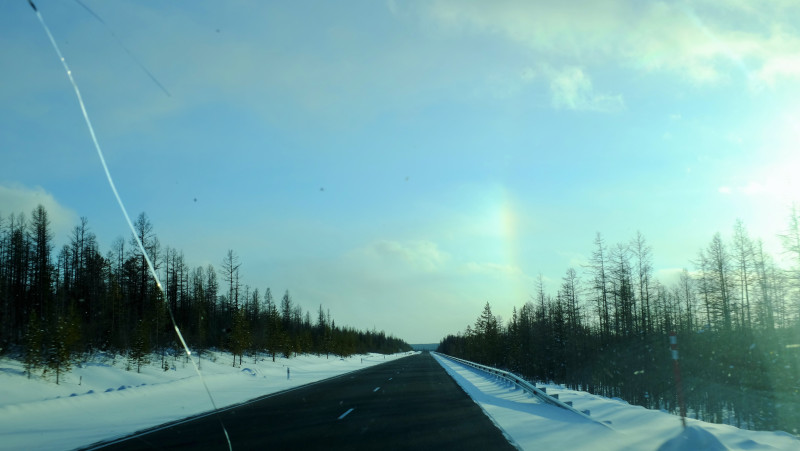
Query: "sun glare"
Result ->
[[766, 113, 800, 207]]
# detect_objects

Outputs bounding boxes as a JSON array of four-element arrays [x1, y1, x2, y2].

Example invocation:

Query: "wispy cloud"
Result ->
[[518, 64, 624, 112], [424, 0, 800, 87], [348, 239, 450, 273], [548, 66, 624, 112]]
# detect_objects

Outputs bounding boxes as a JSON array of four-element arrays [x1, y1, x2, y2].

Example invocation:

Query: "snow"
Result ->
[[656, 426, 727, 451], [0, 351, 412, 450], [3, 351, 798, 450], [432, 353, 800, 451]]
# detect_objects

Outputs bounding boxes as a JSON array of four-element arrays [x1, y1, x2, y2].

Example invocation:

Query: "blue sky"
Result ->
[[2, 0, 799, 343]]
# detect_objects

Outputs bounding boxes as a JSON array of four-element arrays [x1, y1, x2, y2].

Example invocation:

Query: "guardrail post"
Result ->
[[670, 331, 687, 428]]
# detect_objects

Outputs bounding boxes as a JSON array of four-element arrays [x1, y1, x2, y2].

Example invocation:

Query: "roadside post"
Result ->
[[669, 331, 687, 428]]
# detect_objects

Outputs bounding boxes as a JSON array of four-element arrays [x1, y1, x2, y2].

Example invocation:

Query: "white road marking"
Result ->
[[338, 408, 354, 420], [388, 377, 393, 381], [373, 387, 380, 392]]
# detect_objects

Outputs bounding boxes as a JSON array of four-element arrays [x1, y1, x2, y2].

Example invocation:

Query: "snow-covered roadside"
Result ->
[[432, 353, 800, 450], [0, 351, 415, 450]]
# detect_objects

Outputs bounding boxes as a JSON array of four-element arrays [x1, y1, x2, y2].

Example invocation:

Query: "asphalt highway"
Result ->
[[87, 352, 516, 450]]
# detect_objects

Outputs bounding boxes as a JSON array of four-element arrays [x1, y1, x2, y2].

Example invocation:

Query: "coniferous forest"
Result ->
[[0, 206, 411, 383], [439, 207, 800, 434]]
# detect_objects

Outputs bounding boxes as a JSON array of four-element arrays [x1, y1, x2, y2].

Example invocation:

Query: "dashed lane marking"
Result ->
[[338, 408, 354, 420]]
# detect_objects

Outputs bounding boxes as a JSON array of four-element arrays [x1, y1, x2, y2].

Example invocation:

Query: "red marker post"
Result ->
[[669, 331, 687, 428]]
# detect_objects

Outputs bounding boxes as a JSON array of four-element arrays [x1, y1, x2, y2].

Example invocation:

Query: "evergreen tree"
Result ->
[[229, 307, 250, 367], [46, 312, 79, 384], [0, 206, 411, 383], [24, 310, 43, 378], [28, 205, 53, 321], [128, 319, 150, 373]]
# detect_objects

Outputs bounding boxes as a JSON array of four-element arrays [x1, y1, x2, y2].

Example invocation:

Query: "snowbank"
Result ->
[[432, 353, 800, 450]]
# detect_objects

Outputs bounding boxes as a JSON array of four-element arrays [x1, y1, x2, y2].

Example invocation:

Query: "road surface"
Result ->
[[86, 352, 516, 450]]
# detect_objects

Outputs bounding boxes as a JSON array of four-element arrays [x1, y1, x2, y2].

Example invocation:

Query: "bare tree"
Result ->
[[678, 268, 695, 332], [588, 233, 611, 338], [631, 231, 653, 334], [778, 203, 800, 319], [705, 233, 733, 331], [561, 267, 581, 333], [130, 212, 159, 317], [732, 219, 755, 329], [695, 249, 714, 330], [779, 203, 800, 268], [753, 240, 775, 330], [28, 205, 53, 320], [610, 243, 634, 337], [220, 249, 241, 311]]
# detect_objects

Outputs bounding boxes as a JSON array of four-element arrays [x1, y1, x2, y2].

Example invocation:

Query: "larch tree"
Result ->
[[678, 268, 695, 332], [631, 231, 653, 334], [732, 219, 755, 329], [753, 240, 775, 330], [706, 233, 733, 331], [589, 232, 611, 339], [130, 213, 158, 319], [28, 205, 53, 321], [778, 203, 800, 318], [24, 310, 43, 378], [220, 249, 240, 312]]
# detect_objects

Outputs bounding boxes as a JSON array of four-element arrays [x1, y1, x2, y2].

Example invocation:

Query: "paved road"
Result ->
[[86, 352, 516, 450]]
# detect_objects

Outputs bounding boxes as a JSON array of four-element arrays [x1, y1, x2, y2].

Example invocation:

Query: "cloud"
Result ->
[[348, 239, 450, 273], [757, 53, 800, 87], [548, 66, 624, 112], [423, 0, 800, 87], [654, 267, 687, 288], [0, 184, 78, 237], [518, 65, 624, 112]]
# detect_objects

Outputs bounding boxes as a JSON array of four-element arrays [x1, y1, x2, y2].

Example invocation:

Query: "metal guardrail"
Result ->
[[434, 352, 614, 430]]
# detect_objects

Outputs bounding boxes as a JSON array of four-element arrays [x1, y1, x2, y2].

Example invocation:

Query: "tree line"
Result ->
[[439, 207, 800, 434], [0, 206, 411, 382]]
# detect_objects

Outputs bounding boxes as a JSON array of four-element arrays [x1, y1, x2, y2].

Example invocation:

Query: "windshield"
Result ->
[[1, 1, 799, 449]]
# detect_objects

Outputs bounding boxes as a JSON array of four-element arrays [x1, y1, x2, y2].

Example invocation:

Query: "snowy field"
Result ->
[[432, 353, 800, 450], [0, 351, 413, 450]]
